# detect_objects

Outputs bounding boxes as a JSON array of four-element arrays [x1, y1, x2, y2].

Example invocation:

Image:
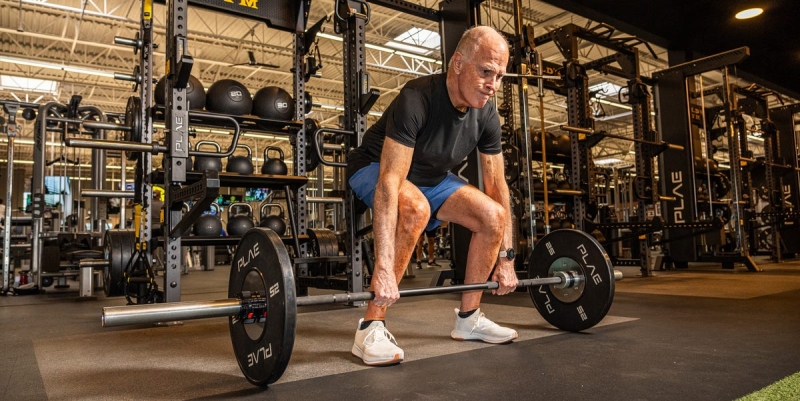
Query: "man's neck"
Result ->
[[445, 71, 468, 113]]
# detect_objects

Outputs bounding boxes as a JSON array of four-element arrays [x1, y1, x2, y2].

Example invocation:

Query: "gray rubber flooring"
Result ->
[[2, 257, 800, 400]]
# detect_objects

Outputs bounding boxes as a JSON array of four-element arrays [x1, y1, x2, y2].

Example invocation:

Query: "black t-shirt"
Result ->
[[347, 73, 502, 187]]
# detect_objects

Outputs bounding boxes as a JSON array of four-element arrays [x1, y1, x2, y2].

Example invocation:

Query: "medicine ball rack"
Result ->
[[70, 0, 383, 303]]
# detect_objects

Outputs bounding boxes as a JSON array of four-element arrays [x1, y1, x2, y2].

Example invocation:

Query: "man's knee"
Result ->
[[398, 198, 430, 228], [483, 201, 506, 235]]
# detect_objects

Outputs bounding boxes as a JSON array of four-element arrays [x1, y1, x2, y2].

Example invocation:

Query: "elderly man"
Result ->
[[347, 25, 518, 366]]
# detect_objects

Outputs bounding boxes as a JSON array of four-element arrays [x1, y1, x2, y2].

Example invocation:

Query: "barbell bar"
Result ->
[[100, 228, 618, 386], [102, 273, 616, 328], [560, 125, 685, 151]]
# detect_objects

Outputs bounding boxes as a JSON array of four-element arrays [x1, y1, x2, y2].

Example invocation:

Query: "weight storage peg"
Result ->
[[226, 144, 254, 175], [226, 203, 255, 236], [101, 228, 620, 386], [193, 204, 223, 237], [259, 203, 287, 236], [193, 141, 224, 172], [261, 146, 288, 175]]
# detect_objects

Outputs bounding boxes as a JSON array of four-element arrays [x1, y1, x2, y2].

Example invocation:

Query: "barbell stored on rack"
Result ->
[[560, 125, 684, 152], [101, 228, 620, 387]]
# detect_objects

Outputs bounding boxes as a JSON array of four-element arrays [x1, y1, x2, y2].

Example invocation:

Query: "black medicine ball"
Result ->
[[252, 86, 295, 120], [205, 79, 252, 115], [154, 75, 206, 109]]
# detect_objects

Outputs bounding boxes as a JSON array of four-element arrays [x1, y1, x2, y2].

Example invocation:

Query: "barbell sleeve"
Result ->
[[114, 72, 140, 83], [504, 72, 562, 80], [65, 138, 167, 154], [81, 189, 135, 198], [114, 36, 141, 48], [559, 125, 595, 134], [103, 299, 242, 327], [81, 121, 132, 132]]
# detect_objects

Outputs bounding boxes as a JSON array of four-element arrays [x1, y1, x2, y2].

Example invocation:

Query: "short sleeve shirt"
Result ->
[[346, 73, 502, 187]]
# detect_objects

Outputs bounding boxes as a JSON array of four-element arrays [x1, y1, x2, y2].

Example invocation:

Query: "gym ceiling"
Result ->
[[0, 0, 796, 185]]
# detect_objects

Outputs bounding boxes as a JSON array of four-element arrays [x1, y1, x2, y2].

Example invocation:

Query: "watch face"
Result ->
[[506, 248, 515, 260]]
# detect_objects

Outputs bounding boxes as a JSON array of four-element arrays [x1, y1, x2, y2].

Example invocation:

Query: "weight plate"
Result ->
[[502, 143, 520, 184], [104, 229, 134, 297], [124, 96, 142, 161], [229, 228, 296, 386], [308, 228, 339, 276], [528, 229, 614, 332]]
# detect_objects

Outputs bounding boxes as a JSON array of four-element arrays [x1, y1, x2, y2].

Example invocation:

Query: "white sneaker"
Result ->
[[352, 319, 404, 366], [450, 308, 518, 344]]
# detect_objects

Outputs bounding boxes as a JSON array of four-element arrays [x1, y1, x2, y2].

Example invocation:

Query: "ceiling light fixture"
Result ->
[[317, 32, 441, 65], [735, 8, 763, 19], [0, 55, 116, 78]]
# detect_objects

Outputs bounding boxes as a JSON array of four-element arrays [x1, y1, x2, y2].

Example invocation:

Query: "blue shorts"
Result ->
[[349, 162, 466, 232]]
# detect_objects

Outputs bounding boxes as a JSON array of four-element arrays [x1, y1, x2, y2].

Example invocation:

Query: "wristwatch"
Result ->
[[499, 248, 516, 261]]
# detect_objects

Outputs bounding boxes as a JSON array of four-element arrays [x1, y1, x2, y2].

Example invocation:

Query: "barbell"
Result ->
[[101, 228, 619, 386]]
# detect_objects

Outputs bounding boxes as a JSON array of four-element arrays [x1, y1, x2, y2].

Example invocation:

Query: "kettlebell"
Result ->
[[545, 132, 560, 155], [193, 204, 222, 236], [261, 146, 288, 175], [545, 170, 555, 191], [226, 202, 255, 236], [259, 203, 287, 236], [557, 134, 571, 155], [532, 172, 544, 191], [226, 144, 254, 174], [193, 141, 223, 172], [556, 172, 572, 190]]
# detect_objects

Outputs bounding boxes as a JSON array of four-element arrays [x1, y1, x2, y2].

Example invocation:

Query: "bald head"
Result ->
[[450, 26, 508, 67]]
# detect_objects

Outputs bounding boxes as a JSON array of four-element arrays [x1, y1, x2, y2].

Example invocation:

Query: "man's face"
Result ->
[[455, 40, 508, 109]]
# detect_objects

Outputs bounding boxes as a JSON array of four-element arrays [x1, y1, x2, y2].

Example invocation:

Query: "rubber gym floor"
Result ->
[[2, 257, 800, 400]]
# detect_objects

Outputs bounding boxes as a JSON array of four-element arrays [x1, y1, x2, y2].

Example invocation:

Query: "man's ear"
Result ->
[[452, 53, 463, 73]]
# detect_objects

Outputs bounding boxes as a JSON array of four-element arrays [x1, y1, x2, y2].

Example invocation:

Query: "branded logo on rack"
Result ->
[[671, 171, 685, 223], [223, 0, 258, 10]]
